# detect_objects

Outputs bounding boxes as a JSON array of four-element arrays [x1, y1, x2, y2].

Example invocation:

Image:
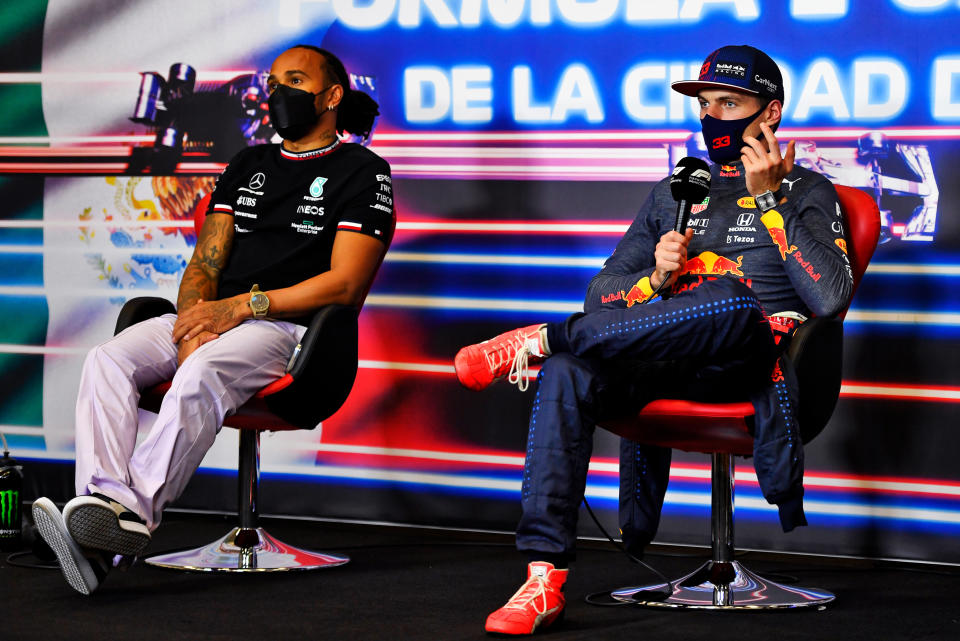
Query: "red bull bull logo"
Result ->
[[737, 196, 756, 209], [679, 251, 744, 277], [760, 211, 798, 260], [624, 276, 655, 307], [835, 238, 848, 254], [719, 164, 740, 177]]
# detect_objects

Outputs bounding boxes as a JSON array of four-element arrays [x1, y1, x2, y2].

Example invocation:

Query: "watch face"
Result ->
[[251, 293, 268, 311], [757, 192, 776, 211]]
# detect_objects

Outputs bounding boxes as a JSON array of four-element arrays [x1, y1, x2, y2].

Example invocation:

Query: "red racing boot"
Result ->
[[454, 324, 547, 391], [485, 561, 568, 635]]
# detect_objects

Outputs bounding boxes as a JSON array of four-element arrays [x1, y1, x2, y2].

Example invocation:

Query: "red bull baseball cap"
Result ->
[[672, 45, 784, 104]]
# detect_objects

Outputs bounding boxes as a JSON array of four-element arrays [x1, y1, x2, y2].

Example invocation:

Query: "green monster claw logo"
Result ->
[[0, 489, 19, 530]]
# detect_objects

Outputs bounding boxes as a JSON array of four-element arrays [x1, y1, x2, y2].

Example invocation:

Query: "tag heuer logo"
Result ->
[[309, 177, 328, 198]]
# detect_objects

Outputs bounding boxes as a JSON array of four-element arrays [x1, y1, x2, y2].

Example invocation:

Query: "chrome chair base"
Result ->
[[611, 560, 834, 610], [145, 526, 350, 572]]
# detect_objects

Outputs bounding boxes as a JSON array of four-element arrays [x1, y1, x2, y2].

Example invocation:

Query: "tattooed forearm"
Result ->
[[177, 214, 235, 312], [193, 214, 234, 279], [177, 267, 216, 311]]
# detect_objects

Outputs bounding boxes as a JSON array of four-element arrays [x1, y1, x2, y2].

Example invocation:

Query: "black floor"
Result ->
[[2, 511, 959, 640]]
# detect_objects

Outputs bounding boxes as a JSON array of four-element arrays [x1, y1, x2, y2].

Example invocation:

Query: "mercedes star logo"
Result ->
[[249, 172, 266, 190]]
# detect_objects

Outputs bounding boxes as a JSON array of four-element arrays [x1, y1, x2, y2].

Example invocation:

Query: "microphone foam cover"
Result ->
[[670, 156, 711, 203]]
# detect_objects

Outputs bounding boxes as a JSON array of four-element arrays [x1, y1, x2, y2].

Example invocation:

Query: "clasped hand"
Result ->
[[172, 296, 246, 345]]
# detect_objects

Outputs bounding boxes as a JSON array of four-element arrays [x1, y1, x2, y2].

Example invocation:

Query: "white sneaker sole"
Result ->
[[32, 498, 101, 596], [63, 496, 150, 556]]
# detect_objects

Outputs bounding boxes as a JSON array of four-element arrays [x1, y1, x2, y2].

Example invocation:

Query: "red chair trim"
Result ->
[[255, 373, 294, 398], [640, 399, 755, 418]]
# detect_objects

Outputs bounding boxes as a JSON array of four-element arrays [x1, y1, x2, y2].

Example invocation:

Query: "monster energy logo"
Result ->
[[0, 488, 19, 530]]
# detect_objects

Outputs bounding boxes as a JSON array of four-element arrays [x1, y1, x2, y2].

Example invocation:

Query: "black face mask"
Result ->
[[268, 84, 331, 141], [700, 105, 765, 163]]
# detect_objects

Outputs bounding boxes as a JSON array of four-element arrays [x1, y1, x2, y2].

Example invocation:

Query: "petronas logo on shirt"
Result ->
[[309, 177, 328, 198]]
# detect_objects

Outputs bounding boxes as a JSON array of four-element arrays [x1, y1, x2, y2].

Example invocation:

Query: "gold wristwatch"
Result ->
[[249, 284, 270, 319]]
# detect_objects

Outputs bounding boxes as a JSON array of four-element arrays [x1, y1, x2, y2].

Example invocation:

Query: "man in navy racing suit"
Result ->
[[454, 44, 853, 636]]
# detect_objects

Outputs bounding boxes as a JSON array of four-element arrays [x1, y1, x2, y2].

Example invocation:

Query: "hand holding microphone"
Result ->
[[652, 230, 694, 291], [650, 157, 712, 292]]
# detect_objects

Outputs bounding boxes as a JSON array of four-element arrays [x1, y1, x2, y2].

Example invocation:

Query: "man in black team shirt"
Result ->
[[32, 46, 395, 595], [454, 45, 853, 635]]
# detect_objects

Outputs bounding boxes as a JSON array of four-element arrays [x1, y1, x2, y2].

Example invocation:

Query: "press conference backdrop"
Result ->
[[1, 0, 959, 563]]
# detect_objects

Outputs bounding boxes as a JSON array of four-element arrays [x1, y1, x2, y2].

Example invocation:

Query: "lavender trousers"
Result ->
[[74, 314, 305, 530]]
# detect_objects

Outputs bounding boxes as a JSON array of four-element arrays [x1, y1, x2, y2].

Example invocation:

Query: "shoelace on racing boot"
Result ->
[[502, 575, 550, 614], [480, 328, 531, 391], [508, 343, 533, 392]]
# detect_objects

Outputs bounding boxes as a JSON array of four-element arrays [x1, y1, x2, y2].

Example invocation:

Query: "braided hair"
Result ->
[[292, 44, 380, 141]]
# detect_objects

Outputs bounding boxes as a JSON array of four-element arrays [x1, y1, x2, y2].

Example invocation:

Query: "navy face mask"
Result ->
[[700, 105, 765, 163], [268, 84, 330, 141]]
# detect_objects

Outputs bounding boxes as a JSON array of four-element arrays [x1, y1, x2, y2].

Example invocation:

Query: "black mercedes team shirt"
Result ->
[[206, 140, 394, 323]]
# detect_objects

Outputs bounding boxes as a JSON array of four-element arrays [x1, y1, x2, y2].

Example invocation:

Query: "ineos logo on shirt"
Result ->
[[249, 173, 266, 190], [737, 213, 754, 227]]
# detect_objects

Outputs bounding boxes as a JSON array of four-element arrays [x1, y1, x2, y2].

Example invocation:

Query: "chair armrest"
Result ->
[[263, 304, 359, 429], [786, 315, 844, 443], [114, 297, 176, 335]]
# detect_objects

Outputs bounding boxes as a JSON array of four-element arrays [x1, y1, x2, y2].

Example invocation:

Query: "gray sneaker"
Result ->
[[63, 493, 151, 556], [32, 498, 111, 595]]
